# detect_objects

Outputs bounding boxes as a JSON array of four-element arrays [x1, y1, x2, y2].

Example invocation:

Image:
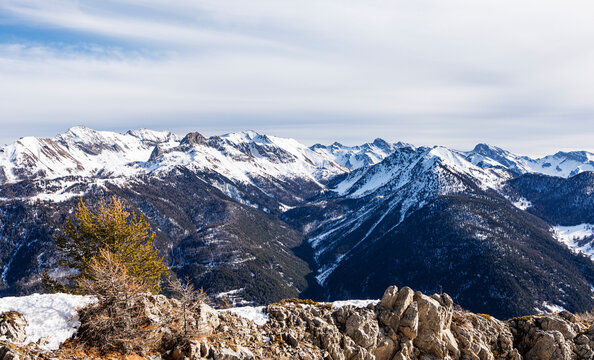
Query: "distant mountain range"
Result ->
[[1, 126, 593, 318]]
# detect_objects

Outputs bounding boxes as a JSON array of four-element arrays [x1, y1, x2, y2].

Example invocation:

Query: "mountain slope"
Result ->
[[0, 171, 312, 304], [283, 146, 594, 317], [1, 127, 594, 318], [311, 195, 594, 319]]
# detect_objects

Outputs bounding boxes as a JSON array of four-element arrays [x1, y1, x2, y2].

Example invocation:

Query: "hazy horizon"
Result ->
[[1, 0, 593, 156]]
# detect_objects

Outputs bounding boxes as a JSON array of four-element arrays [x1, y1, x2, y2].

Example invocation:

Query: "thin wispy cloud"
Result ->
[[0, 0, 593, 155]]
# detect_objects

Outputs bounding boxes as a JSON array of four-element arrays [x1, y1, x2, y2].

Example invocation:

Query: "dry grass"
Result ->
[[477, 313, 493, 322], [576, 310, 594, 325], [272, 298, 332, 309]]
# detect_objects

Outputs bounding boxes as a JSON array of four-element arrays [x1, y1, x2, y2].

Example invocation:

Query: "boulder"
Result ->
[[525, 331, 573, 360], [538, 316, 577, 340], [195, 303, 220, 335], [412, 292, 459, 359], [345, 310, 379, 349], [380, 286, 399, 309]]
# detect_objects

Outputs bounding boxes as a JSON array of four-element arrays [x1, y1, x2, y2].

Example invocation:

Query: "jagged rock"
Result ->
[[393, 287, 415, 319], [213, 346, 254, 360], [0, 312, 27, 343], [525, 331, 573, 360], [345, 309, 379, 349], [180, 132, 207, 147], [538, 316, 577, 340], [380, 286, 399, 309], [6, 285, 594, 360], [207, 287, 594, 360], [398, 301, 418, 340], [412, 292, 459, 359], [372, 333, 396, 360], [0, 344, 19, 360], [379, 287, 415, 337], [196, 303, 219, 334]]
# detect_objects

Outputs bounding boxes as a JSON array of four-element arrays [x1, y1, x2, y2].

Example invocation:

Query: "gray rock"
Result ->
[[195, 303, 220, 335], [214, 346, 254, 360], [0, 345, 19, 360], [345, 310, 379, 349], [525, 331, 572, 360], [398, 301, 418, 340], [380, 286, 399, 309], [0, 312, 27, 343]]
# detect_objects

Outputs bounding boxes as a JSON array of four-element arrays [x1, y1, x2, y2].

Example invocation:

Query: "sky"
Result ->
[[0, 0, 593, 156]]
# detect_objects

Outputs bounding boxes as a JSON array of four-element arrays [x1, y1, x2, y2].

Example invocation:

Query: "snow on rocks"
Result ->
[[222, 306, 269, 326], [331, 299, 379, 308], [221, 299, 379, 326], [0, 293, 95, 350]]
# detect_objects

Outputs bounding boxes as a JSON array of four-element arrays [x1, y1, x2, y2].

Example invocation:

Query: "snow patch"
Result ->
[[221, 299, 379, 326], [331, 299, 379, 308], [553, 224, 594, 260], [512, 197, 532, 210], [0, 293, 96, 350], [221, 306, 269, 326], [541, 302, 566, 313]]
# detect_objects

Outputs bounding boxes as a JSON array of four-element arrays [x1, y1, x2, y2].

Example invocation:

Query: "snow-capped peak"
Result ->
[[310, 138, 411, 170], [126, 128, 179, 144], [220, 130, 266, 144], [148, 130, 348, 186], [465, 144, 594, 178], [0, 128, 180, 185]]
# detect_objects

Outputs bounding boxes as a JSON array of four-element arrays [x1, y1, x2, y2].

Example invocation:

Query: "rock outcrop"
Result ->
[[0, 312, 27, 343], [5, 286, 594, 360], [196, 286, 594, 360]]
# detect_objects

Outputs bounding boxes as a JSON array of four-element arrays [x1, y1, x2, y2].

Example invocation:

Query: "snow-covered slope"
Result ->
[[333, 146, 510, 198], [0, 293, 95, 350], [553, 224, 594, 260]]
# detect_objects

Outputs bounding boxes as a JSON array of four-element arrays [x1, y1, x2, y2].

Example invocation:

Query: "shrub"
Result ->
[[43, 196, 169, 293], [74, 251, 209, 355], [76, 250, 157, 354]]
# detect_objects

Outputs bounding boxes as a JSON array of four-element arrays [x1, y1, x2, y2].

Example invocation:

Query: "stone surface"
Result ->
[[0, 312, 27, 343]]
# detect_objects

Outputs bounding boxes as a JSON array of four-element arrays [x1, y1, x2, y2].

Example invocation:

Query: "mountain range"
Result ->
[[1, 126, 593, 318]]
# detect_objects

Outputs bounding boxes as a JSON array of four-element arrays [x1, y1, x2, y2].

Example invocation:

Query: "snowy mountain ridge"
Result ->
[[0, 127, 592, 212]]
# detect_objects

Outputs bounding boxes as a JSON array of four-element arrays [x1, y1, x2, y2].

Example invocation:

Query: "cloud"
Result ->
[[0, 0, 593, 156]]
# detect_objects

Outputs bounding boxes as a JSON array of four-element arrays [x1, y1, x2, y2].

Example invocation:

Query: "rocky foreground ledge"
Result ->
[[2, 286, 594, 360]]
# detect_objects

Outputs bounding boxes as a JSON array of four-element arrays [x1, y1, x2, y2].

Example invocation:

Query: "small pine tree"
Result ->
[[168, 277, 206, 336], [43, 196, 169, 293]]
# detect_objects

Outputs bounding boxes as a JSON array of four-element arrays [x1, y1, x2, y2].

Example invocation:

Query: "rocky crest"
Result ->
[[203, 286, 594, 360], [5, 286, 594, 360]]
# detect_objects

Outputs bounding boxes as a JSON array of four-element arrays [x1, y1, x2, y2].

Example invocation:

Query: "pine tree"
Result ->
[[43, 196, 169, 293]]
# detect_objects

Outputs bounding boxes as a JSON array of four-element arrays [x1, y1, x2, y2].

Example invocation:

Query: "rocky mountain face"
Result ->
[[1, 127, 594, 318], [3, 286, 594, 360]]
